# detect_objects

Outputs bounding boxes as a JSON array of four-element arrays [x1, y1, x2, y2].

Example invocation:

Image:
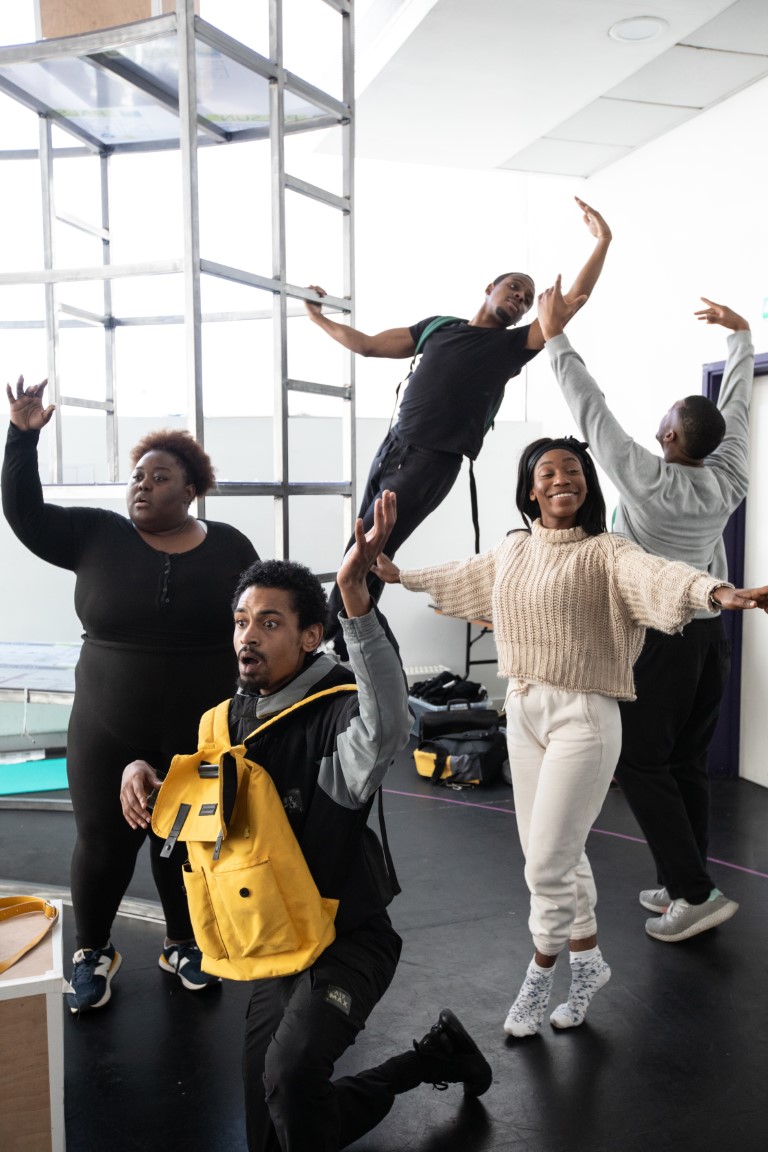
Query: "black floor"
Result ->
[[2, 750, 768, 1152]]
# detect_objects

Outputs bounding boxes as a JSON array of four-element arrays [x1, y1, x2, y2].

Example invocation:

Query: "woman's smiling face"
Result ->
[[529, 448, 587, 530]]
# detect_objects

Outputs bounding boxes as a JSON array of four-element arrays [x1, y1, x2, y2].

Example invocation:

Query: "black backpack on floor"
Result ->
[[414, 704, 507, 789]]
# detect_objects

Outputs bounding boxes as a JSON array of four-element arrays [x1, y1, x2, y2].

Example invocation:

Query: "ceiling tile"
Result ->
[[549, 97, 698, 147], [352, 0, 768, 174], [681, 0, 768, 54], [606, 43, 768, 107], [499, 137, 631, 178]]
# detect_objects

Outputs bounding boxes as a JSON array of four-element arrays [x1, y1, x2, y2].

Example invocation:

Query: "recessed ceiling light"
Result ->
[[608, 16, 669, 42]]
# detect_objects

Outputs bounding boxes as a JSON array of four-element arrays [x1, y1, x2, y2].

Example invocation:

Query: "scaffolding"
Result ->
[[0, 0, 356, 568]]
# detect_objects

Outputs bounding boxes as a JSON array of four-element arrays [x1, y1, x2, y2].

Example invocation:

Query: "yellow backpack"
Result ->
[[151, 685, 358, 980]]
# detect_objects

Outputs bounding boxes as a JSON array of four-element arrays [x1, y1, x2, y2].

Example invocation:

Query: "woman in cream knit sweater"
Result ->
[[374, 436, 768, 1038]]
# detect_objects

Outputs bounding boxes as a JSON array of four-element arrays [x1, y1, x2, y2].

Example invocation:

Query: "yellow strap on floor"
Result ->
[[0, 896, 58, 974]]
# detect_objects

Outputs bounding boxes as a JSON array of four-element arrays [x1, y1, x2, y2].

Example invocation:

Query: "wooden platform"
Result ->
[[0, 901, 64, 1152]]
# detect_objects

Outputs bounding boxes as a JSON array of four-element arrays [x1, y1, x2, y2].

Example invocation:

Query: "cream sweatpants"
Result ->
[[504, 680, 621, 956]]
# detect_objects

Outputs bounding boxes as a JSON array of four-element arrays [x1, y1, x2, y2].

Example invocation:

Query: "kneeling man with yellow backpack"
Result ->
[[120, 490, 492, 1152]]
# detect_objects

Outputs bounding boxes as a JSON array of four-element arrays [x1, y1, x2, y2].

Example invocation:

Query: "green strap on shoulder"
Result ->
[[414, 315, 462, 357], [389, 315, 464, 433]]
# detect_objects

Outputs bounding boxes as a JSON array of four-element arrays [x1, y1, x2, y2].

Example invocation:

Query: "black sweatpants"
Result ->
[[325, 429, 462, 655], [243, 914, 417, 1152], [67, 639, 239, 949], [615, 618, 731, 904]]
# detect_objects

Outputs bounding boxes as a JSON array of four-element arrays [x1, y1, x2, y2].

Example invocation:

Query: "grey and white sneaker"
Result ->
[[645, 890, 738, 942], [639, 886, 670, 913]]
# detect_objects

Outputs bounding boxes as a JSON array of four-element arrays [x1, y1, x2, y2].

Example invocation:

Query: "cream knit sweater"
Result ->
[[400, 521, 725, 701]]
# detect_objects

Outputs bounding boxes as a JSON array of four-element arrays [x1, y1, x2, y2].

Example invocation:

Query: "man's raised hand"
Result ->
[[337, 490, 397, 618], [694, 298, 749, 332], [575, 197, 612, 243], [538, 275, 589, 341]]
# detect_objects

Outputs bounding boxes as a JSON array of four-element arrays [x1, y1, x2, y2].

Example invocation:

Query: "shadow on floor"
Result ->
[[2, 749, 767, 1151]]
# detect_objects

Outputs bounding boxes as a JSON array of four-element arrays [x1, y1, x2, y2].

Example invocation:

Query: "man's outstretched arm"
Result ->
[[536, 276, 665, 500], [336, 489, 397, 617], [564, 198, 613, 302], [304, 285, 415, 358], [526, 198, 612, 350], [695, 296, 754, 498], [331, 491, 412, 804]]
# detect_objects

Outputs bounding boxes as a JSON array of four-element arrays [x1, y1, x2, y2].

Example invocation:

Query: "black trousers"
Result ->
[[325, 429, 462, 655], [615, 618, 731, 904], [243, 914, 413, 1152], [67, 639, 238, 948]]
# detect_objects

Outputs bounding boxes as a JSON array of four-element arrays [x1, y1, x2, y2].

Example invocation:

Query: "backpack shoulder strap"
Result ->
[[376, 787, 401, 895], [198, 699, 232, 750], [413, 314, 463, 357], [469, 460, 480, 554], [389, 316, 464, 435], [243, 683, 358, 744], [470, 378, 509, 557]]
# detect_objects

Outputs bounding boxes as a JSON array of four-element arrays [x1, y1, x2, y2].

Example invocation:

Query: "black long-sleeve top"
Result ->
[[2, 425, 258, 652]]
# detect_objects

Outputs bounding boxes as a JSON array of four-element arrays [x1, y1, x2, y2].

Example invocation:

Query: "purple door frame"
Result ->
[[703, 351, 768, 777]]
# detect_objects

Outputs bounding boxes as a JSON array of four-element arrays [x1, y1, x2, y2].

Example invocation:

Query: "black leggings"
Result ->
[[67, 639, 238, 950], [325, 430, 462, 654]]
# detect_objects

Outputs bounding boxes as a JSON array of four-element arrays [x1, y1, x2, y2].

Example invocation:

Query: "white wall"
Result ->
[[740, 374, 768, 786], [348, 73, 768, 763], [0, 411, 535, 706], [2, 61, 767, 751]]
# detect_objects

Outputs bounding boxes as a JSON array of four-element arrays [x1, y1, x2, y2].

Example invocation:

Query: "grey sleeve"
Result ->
[[706, 329, 754, 503], [546, 333, 665, 504], [318, 608, 412, 809]]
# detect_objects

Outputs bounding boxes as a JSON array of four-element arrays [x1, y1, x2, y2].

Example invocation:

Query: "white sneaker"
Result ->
[[645, 890, 738, 942], [639, 886, 670, 913]]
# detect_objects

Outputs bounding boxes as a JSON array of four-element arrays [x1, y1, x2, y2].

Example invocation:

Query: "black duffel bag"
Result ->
[[414, 704, 507, 788]]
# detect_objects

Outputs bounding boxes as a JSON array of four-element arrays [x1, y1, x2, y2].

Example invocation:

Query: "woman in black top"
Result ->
[[3, 376, 259, 1013]]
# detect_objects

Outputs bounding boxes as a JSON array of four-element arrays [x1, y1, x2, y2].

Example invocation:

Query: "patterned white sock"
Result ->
[[504, 958, 556, 1037], [550, 946, 611, 1029]]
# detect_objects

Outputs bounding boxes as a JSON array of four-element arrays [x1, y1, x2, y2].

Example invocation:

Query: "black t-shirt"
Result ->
[[395, 317, 538, 460]]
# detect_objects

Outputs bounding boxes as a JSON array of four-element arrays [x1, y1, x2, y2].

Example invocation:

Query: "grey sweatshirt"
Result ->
[[546, 329, 754, 617]]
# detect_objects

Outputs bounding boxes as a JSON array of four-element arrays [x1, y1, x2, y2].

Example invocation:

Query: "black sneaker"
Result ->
[[66, 943, 122, 1014], [413, 1008, 493, 1097], [159, 942, 222, 991]]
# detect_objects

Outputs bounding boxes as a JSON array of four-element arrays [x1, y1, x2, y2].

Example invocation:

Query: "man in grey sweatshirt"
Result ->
[[537, 278, 754, 943]]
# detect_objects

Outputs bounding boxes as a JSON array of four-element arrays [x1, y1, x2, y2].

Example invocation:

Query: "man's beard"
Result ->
[[237, 669, 268, 694]]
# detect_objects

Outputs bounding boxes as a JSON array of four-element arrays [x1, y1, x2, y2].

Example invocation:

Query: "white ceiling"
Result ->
[[354, 0, 768, 177]]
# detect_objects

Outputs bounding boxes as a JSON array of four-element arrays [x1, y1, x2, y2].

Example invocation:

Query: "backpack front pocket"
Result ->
[[182, 864, 227, 960], [207, 859, 302, 958]]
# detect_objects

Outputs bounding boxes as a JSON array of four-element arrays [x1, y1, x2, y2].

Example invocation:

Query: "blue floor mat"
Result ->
[[0, 757, 68, 795]]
